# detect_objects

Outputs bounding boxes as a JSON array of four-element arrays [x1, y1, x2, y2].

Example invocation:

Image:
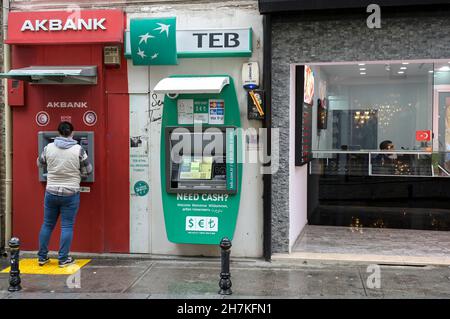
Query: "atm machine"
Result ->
[[0, 9, 130, 253], [155, 75, 242, 245], [38, 131, 95, 182]]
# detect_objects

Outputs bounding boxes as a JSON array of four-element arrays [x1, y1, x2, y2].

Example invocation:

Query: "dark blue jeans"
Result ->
[[38, 191, 80, 262]]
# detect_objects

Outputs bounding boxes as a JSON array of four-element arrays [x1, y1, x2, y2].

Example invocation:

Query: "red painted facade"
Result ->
[[8, 10, 130, 253]]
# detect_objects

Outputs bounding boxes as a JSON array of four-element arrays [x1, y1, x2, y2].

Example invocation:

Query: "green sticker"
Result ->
[[134, 181, 149, 196]]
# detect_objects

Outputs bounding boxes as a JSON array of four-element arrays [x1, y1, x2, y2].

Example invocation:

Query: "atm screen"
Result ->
[[74, 136, 90, 155], [165, 126, 236, 194]]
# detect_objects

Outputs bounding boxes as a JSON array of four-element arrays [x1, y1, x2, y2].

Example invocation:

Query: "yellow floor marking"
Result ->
[[1, 258, 91, 275]]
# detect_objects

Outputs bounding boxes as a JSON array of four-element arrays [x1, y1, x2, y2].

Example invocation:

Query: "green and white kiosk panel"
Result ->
[[155, 75, 242, 245]]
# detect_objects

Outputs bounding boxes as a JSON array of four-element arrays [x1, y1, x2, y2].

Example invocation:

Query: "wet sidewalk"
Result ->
[[285, 226, 450, 266], [1, 254, 450, 299]]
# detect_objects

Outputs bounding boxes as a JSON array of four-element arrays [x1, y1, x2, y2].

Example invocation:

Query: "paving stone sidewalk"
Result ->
[[0, 256, 449, 299]]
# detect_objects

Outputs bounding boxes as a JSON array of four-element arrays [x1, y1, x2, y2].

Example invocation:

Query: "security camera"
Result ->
[[167, 93, 179, 99], [242, 62, 260, 90]]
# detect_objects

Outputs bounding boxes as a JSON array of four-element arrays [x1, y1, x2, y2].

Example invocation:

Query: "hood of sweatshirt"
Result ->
[[54, 137, 78, 149]]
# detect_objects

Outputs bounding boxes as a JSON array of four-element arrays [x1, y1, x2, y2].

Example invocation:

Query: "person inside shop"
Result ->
[[36, 121, 93, 267], [372, 140, 396, 175], [380, 140, 395, 152]]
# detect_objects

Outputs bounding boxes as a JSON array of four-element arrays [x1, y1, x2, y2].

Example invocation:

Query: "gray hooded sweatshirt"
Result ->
[[39, 137, 86, 191]]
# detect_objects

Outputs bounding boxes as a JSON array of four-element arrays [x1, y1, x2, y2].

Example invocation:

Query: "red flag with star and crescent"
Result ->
[[416, 130, 431, 142]]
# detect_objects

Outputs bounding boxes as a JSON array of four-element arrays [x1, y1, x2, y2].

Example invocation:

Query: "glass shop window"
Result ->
[[310, 62, 433, 153], [304, 61, 450, 177]]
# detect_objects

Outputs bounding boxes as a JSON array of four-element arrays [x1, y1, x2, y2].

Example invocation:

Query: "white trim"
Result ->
[[433, 85, 450, 151], [153, 76, 229, 94], [289, 64, 308, 252], [292, 58, 450, 66]]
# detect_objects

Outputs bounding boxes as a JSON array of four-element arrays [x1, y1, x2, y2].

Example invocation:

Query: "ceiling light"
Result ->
[[402, 62, 409, 65], [398, 71, 405, 74], [360, 72, 366, 75], [439, 66, 450, 72], [359, 68, 366, 71], [358, 63, 365, 66], [400, 67, 407, 70], [429, 70, 434, 73]]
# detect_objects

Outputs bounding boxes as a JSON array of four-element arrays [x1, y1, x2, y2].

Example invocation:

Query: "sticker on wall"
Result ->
[[177, 99, 194, 124], [83, 111, 97, 126], [80, 187, 91, 193], [130, 136, 143, 148], [134, 181, 149, 197], [193, 100, 209, 124], [36, 111, 50, 126], [209, 99, 225, 124]]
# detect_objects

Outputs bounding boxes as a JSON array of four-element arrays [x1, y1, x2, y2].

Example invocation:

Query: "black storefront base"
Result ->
[[258, 0, 450, 14], [308, 175, 450, 231]]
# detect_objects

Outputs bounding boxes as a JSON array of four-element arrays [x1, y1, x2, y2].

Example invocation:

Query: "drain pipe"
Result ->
[[262, 14, 272, 261], [3, 0, 12, 249]]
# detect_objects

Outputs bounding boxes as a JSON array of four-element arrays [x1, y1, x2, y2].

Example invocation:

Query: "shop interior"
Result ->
[[303, 61, 450, 231]]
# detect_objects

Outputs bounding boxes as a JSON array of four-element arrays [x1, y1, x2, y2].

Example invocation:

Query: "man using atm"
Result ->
[[36, 122, 93, 267]]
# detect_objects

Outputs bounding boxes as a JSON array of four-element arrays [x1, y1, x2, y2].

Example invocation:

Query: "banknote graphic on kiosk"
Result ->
[[155, 75, 242, 245]]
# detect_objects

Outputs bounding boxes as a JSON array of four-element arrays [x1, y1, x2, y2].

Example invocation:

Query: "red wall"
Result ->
[[11, 43, 129, 253]]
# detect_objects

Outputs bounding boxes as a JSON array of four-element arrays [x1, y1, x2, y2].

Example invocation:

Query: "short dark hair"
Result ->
[[58, 121, 74, 137], [379, 140, 393, 150]]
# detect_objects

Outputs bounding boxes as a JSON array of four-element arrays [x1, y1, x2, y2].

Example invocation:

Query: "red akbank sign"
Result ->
[[6, 10, 124, 44]]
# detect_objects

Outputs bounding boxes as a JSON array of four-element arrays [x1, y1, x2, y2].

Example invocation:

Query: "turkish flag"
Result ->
[[416, 130, 431, 142]]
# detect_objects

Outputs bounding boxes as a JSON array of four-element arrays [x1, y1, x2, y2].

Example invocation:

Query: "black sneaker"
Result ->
[[38, 257, 50, 266], [58, 256, 75, 268]]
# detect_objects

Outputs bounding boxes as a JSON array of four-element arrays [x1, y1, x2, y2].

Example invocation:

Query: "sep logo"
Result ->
[[186, 216, 218, 232]]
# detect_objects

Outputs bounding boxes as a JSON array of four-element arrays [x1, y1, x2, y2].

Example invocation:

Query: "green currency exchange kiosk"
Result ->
[[154, 75, 242, 245]]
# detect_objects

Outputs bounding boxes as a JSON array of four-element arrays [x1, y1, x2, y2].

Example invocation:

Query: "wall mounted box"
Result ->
[[8, 79, 24, 106]]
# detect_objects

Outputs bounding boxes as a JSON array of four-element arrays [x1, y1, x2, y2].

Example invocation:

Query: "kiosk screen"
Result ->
[[165, 126, 236, 193], [179, 156, 213, 180]]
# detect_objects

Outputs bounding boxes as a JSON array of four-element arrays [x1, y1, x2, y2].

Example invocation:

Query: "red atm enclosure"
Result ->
[[5, 10, 130, 253]]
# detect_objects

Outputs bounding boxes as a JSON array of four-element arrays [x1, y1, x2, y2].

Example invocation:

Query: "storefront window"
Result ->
[[303, 61, 450, 177], [310, 62, 433, 152], [304, 61, 450, 230]]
